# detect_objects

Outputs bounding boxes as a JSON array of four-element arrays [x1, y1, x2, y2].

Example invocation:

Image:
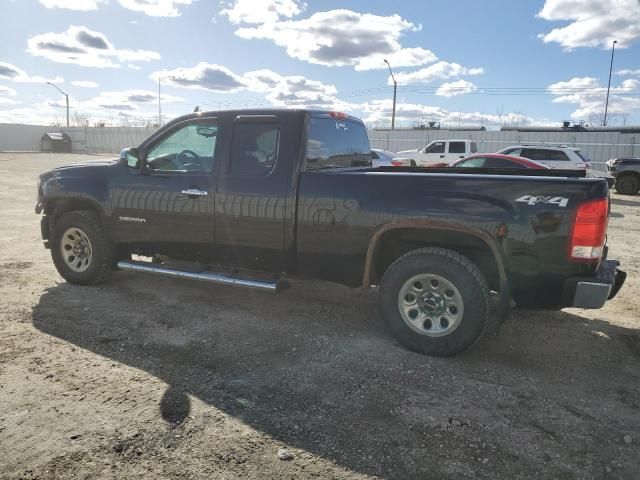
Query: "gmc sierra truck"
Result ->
[[36, 109, 626, 356]]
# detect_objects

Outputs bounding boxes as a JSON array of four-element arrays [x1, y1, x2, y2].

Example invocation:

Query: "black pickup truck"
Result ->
[[36, 109, 626, 356]]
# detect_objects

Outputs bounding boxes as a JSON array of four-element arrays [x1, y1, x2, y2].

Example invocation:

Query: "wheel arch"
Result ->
[[44, 197, 107, 234], [362, 221, 508, 294]]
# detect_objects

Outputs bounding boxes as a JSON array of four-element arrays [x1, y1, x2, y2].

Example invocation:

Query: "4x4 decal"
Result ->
[[515, 195, 569, 207]]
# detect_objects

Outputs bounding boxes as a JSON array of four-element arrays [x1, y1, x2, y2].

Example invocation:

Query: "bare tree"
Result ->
[[73, 111, 91, 128], [496, 105, 505, 128]]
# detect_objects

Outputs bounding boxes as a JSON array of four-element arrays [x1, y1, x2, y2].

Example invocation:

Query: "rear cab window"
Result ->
[[306, 114, 371, 170]]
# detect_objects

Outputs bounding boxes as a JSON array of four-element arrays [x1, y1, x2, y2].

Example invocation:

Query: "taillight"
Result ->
[[391, 159, 405, 166], [569, 198, 609, 262]]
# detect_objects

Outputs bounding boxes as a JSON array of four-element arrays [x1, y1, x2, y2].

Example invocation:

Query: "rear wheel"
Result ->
[[51, 210, 115, 285], [615, 173, 640, 195], [379, 247, 489, 356]]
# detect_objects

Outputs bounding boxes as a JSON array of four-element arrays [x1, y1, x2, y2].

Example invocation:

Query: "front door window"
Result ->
[[146, 123, 217, 172]]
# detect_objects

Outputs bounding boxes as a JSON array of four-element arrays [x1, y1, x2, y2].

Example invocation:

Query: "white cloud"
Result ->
[[150, 62, 347, 109], [151, 63, 247, 92], [220, 0, 305, 24], [436, 79, 478, 97], [0, 85, 17, 96], [71, 80, 99, 88], [27, 25, 161, 68], [244, 69, 339, 107], [128, 64, 142, 70], [393, 61, 484, 85], [45, 90, 183, 113], [0, 61, 63, 84], [617, 69, 640, 76], [117, 0, 194, 17], [548, 76, 640, 119], [39, 0, 105, 10], [537, 0, 640, 49], [233, 9, 436, 71], [358, 99, 533, 127]]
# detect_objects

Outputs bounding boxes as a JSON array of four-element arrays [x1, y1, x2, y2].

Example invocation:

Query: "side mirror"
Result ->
[[120, 147, 140, 169]]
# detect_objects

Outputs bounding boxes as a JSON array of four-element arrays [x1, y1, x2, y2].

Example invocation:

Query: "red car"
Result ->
[[450, 153, 549, 169]]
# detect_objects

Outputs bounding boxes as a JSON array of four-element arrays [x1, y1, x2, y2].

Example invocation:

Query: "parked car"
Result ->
[[36, 109, 625, 357], [371, 148, 415, 167], [397, 139, 478, 167], [450, 154, 549, 170], [497, 145, 589, 170], [607, 157, 640, 195]]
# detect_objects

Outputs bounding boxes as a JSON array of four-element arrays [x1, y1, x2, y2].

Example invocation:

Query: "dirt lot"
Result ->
[[1, 152, 639, 479]]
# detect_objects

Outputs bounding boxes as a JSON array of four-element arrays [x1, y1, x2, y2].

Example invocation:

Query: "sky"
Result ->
[[1, 0, 639, 128]]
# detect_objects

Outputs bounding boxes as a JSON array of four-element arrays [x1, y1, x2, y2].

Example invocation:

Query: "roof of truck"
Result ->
[[170, 108, 364, 124]]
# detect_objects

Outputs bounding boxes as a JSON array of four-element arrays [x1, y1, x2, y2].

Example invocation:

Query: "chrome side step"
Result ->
[[117, 260, 281, 292]]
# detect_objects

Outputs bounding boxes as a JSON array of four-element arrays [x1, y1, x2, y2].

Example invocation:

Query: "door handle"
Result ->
[[180, 188, 208, 197], [439, 155, 445, 158]]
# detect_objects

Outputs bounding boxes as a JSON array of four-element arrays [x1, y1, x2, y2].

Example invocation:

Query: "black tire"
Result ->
[[410, 160, 417, 167], [615, 173, 640, 195], [51, 210, 116, 285], [379, 247, 489, 356]]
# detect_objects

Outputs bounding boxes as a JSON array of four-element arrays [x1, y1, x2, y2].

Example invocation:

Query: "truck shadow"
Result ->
[[31, 275, 640, 478], [611, 196, 640, 207]]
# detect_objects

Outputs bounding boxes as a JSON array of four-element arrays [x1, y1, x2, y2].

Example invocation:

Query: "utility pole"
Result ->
[[46, 81, 69, 127], [604, 39, 617, 126], [384, 59, 397, 130]]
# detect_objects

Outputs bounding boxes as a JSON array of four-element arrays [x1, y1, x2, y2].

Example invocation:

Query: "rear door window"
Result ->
[[543, 150, 570, 162], [448, 141, 466, 154], [470, 142, 478, 153], [306, 116, 371, 169], [521, 148, 568, 162], [230, 122, 279, 176]]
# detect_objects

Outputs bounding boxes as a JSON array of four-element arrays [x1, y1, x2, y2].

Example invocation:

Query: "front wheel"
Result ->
[[50, 210, 116, 285], [379, 247, 489, 356]]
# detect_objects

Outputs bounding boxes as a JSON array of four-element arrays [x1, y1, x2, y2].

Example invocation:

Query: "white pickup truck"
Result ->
[[397, 139, 478, 166]]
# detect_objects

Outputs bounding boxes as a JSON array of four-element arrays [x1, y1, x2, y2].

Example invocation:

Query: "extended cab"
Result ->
[[36, 109, 626, 356], [397, 139, 478, 166]]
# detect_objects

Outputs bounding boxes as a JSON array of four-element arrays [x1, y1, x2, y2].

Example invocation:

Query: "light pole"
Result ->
[[158, 76, 162, 126], [604, 39, 617, 126], [384, 59, 397, 130], [158, 75, 176, 126], [46, 81, 69, 127]]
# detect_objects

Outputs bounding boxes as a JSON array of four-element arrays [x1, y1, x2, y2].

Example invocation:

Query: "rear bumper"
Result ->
[[562, 260, 626, 309]]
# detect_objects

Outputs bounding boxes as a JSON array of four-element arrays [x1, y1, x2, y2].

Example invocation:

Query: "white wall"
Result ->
[[1, 123, 637, 170], [0, 123, 156, 154], [369, 128, 639, 171]]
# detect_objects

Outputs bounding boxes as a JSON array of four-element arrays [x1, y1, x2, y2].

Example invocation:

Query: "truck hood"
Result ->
[[50, 157, 119, 171], [39, 157, 119, 184]]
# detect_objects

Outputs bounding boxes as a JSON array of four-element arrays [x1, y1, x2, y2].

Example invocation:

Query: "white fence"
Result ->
[[1, 123, 638, 170]]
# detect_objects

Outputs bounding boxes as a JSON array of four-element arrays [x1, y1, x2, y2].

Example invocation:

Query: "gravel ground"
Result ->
[[1, 153, 639, 479]]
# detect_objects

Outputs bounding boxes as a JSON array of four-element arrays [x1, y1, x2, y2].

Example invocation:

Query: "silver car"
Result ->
[[371, 149, 414, 167]]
